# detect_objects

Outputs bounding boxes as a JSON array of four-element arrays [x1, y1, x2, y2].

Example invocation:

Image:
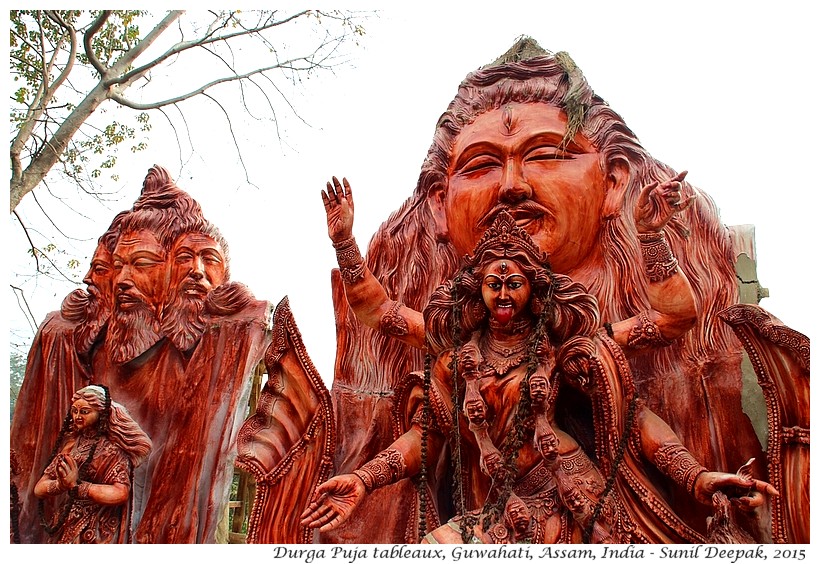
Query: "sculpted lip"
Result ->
[[181, 280, 209, 296], [116, 292, 142, 308], [478, 201, 551, 230]]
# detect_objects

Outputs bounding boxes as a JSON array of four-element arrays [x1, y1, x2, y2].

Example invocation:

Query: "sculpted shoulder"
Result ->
[[205, 281, 272, 323]]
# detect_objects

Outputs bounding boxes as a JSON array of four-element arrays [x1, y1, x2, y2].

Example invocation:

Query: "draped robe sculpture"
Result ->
[[11, 165, 271, 543]]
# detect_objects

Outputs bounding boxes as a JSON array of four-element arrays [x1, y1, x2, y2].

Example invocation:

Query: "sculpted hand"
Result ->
[[299, 474, 366, 532], [321, 176, 355, 244], [634, 170, 695, 233], [693, 471, 779, 510], [56, 454, 80, 490]]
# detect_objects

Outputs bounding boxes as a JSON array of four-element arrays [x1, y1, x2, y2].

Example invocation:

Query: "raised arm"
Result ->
[[322, 176, 425, 349], [609, 171, 698, 349]]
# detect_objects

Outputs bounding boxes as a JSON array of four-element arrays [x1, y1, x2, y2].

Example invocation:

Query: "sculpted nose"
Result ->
[[116, 277, 133, 292], [191, 256, 205, 277], [498, 160, 532, 204]]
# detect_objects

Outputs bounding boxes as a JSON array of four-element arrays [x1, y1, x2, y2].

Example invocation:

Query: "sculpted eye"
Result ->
[[175, 252, 193, 263], [525, 146, 573, 162], [459, 155, 500, 176], [507, 281, 523, 290]]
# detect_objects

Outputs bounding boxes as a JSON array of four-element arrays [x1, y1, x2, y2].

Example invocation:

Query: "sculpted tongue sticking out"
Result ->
[[480, 259, 531, 326]]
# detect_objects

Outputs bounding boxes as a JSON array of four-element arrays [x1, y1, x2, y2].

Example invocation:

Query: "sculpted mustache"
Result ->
[[117, 288, 149, 303], [477, 201, 550, 228]]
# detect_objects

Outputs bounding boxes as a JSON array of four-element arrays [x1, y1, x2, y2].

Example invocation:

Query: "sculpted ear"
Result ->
[[428, 185, 450, 243], [602, 158, 630, 220]]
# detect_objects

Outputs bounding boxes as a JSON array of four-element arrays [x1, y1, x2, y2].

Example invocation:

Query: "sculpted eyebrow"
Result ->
[[526, 132, 587, 153], [453, 141, 500, 170], [131, 250, 165, 260]]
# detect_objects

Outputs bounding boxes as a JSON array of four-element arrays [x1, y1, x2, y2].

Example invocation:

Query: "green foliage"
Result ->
[[9, 10, 150, 184], [9, 351, 27, 420]]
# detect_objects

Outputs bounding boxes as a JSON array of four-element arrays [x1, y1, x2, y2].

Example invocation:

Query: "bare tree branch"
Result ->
[[114, 9, 311, 88], [10, 9, 367, 213], [82, 10, 112, 76], [110, 53, 327, 111], [10, 285, 38, 335], [201, 92, 253, 186], [106, 11, 184, 88], [13, 210, 41, 274]]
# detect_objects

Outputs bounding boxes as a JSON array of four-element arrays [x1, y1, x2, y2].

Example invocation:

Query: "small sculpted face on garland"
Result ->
[[480, 259, 532, 326], [529, 373, 549, 405]]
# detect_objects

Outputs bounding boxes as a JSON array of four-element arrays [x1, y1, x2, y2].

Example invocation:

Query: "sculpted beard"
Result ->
[[73, 287, 112, 356], [161, 290, 206, 353], [107, 301, 163, 364]]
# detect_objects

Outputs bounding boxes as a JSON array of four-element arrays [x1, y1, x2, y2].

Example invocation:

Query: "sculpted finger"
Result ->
[[319, 513, 345, 533], [329, 179, 342, 204], [299, 498, 323, 519], [332, 176, 344, 198], [301, 511, 331, 529], [677, 194, 696, 211], [738, 494, 765, 509], [321, 190, 331, 208], [637, 181, 659, 209], [342, 177, 353, 203], [672, 170, 688, 182], [752, 480, 779, 496], [300, 503, 332, 526]]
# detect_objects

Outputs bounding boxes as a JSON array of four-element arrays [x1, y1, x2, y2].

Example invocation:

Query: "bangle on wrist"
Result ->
[[627, 310, 672, 349], [653, 443, 707, 496], [638, 230, 678, 282], [379, 300, 410, 337], [353, 448, 407, 493], [333, 236, 365, 284], [75, 481, 91, 500], [47, 480, 64, 496]]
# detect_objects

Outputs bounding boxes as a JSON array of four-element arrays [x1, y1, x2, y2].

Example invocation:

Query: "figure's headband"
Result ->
[[466, 210, 550, 269]]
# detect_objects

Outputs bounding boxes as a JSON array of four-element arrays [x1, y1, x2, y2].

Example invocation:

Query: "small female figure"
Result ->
[[34, 384, 152, 543]]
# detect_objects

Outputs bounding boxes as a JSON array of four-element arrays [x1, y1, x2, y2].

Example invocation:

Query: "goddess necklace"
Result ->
[[480, 319, 532, 374]]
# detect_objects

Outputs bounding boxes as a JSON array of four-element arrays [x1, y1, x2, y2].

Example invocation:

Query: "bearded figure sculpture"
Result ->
[[11, 165, 272, 544]]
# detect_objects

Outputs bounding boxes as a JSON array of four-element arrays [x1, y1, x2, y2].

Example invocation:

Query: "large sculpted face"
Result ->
[[108, 229, 168, 363], [444, 103, 609, 274], [480, 259, 531, 325], [170, 232, 226, 298], [112, 229, 168, 314]]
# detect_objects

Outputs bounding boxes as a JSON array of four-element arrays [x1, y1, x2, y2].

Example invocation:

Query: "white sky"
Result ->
[[5, 1, 819, 552]]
